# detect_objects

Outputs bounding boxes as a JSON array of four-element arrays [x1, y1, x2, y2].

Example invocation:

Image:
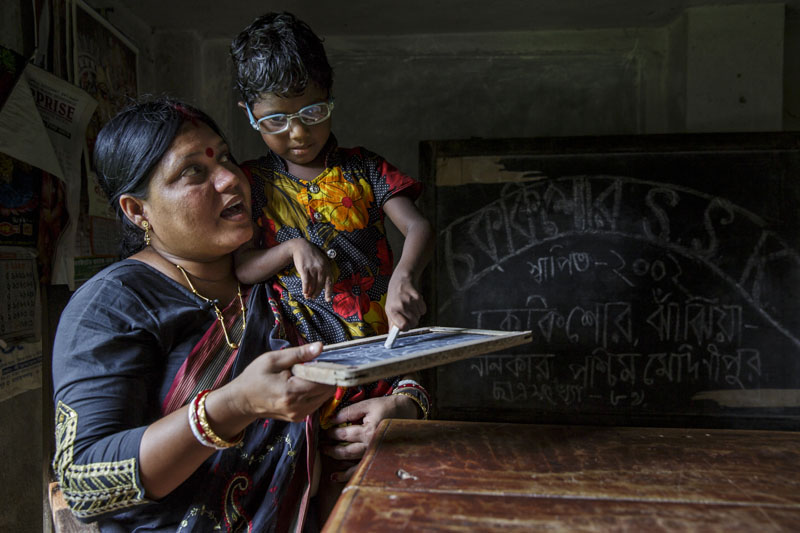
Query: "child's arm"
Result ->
[[235, 231, 334, 301], [382, 195, 435, 330]]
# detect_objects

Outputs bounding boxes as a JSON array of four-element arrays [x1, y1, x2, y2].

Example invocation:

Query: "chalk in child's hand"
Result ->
[[384, 325, 400, 349]]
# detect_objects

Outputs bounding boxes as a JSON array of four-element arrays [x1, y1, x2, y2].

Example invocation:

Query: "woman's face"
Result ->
[[142, 122, 252, 261]]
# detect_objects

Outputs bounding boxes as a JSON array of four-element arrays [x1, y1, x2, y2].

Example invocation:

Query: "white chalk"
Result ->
[[384, 325, 400, 349]]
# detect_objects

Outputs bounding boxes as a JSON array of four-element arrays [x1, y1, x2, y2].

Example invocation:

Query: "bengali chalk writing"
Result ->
[[439, 176, 800, 351], [471, 295, 744, 349], [431, 138, 800, 427], [464, 283, 763, 408], [435, 174, 800, 412], [466, 343, 762, 408]]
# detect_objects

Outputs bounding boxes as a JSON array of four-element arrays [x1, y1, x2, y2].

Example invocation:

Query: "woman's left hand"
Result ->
[[321, 395, 419, 482]]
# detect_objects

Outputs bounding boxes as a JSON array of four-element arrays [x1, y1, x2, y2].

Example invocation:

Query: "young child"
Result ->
[[229, 10, 433, 461]]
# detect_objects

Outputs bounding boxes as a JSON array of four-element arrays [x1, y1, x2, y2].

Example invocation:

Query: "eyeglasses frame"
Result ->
[[245, 99, 335, 135]]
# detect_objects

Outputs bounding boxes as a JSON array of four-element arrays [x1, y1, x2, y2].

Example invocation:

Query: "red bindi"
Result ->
[[205, 147, 214, 158]]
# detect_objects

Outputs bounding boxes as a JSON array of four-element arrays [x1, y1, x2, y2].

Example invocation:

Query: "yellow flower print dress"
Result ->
[[242, 136, 422, 345]]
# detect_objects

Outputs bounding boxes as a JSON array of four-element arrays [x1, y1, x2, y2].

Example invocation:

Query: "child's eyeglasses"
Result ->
[[246, 100, 335, 135]]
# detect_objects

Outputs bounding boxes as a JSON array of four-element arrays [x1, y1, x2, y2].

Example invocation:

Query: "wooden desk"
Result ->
[[323, 420, 800, 532]]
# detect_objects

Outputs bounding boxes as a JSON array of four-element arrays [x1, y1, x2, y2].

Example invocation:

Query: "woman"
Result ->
[[51, 97, 421, 532]]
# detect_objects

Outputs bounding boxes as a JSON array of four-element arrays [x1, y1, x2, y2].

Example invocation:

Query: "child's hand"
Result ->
[[289, 238, 334, 301], [321, 395, 418, 482], [385, 271, 426, 331]]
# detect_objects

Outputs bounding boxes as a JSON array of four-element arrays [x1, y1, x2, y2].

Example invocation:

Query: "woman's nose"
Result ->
[[214, 166, 241, 192]]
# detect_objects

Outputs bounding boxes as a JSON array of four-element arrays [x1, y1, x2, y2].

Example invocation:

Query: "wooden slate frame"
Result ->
[[292, 327, 532, 386]]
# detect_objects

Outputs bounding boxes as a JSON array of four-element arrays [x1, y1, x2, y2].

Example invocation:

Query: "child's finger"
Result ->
[[324, 274, 334, 302], [387, 308, 412, 331], [327, 401, 368, 427], [322, 440, 367, 462], [306, 275, 319, 299], [313, 271, 329, 299], [399, 297, 426, 326], [302, 270, 317, 298], [329, 463, 359, 483], [298, 268, 309, 297], [407, 302, 424, 325]]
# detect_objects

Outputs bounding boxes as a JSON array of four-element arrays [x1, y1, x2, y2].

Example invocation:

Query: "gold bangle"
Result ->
[[196, 391, 244, 449], [393, 391, 429, 420]]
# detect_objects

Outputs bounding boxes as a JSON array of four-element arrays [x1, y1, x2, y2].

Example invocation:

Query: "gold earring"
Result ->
[[142, 220, 151, 246]]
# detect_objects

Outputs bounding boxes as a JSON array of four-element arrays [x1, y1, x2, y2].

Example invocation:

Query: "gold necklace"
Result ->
[[175, 264, 247, 349]]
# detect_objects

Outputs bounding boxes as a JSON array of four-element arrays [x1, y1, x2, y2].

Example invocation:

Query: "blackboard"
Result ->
[[420, 133, 800, 430], [292, 327, 531, 386]]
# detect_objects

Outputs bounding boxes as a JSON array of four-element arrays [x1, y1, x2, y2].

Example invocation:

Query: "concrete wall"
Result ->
[[0, 1, 795, 531], [323, 28, 665, 179], [179, 3, 788, 182], [202, 27, 671, 173], [686, 4, 785, 132]]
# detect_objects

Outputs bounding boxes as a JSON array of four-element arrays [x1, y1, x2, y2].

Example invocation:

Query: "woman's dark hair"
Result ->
[[230, 11, 334, 104], [93, 95, 225, 257]]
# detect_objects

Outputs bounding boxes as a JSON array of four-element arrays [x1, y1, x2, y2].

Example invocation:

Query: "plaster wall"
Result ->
[[187, 4, 786, 181], [686, 3, 785, 131], [151, 30, 202, 102], [204, 27, 670, 178]]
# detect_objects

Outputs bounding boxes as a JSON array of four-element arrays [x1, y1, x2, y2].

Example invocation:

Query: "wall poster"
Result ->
[[71, 0, 138, 285]]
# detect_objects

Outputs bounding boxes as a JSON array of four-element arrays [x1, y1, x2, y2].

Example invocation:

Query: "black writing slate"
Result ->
[[422, 133, 800, 429]]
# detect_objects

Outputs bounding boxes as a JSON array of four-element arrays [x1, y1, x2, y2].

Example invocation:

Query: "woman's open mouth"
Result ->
[[220, 201, 247, 220]]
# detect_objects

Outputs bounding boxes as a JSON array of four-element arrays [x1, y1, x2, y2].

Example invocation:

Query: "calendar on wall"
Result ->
[[0, 250, 39, 340]]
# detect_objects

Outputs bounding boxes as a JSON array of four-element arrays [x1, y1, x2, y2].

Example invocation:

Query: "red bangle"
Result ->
[[187, 389, 243, 450]]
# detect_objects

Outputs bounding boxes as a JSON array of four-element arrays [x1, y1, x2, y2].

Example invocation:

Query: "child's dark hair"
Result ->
[[93, 95, 225, 257], [230, 12, 333, 104]]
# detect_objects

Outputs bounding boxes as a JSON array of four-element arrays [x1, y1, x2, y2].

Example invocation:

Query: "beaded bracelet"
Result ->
[[187, 389, 244, 450], [395, 382, 431, 401], [393, 391, 430, 420], [391, 378, 431, 420], [395, 379, 429, 394], [393, 380, 432, 413]]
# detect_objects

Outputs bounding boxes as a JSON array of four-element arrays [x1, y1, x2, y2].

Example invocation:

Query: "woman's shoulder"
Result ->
[[58, 259, 202, 346], [70, 259, 184, 307], [76, 258, 173, 288]]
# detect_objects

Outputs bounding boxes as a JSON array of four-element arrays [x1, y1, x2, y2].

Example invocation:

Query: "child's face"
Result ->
[[248, 85, 332, 169]]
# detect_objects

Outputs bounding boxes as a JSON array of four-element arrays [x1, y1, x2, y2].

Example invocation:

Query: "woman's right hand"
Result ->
[[290, 238, 334, 301], [227, 342, 335, 422], [140, 343, 333, 500]]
